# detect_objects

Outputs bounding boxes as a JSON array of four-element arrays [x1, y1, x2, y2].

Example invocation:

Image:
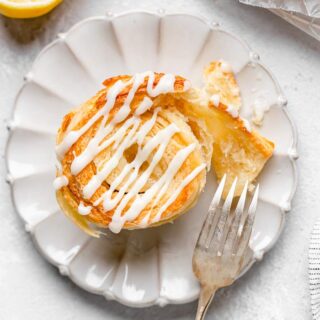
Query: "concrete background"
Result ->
[[1, 0, 319, 319]]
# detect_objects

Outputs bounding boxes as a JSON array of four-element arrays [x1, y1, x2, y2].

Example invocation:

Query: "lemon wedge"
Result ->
[[0, 0, 62, 19]]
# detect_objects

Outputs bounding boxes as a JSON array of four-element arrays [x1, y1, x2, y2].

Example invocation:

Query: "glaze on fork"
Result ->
[[192, 175, 259, 320]]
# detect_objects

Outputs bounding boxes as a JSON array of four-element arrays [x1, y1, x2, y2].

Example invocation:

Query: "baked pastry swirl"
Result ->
[[54, 61, 274, 236], [54, 72, 208, 235]]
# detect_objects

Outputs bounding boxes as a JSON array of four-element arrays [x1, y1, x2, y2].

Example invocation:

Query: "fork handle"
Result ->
[[195, 286, 217, 320]]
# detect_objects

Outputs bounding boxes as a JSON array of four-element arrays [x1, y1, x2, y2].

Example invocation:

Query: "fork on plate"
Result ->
[[192, 175, 259, 320]]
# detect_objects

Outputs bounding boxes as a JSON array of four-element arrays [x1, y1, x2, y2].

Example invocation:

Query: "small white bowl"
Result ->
[[5, 10, 298, 308]]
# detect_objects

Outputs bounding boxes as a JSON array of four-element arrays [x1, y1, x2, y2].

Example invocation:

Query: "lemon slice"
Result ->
[[0, 0, 62, 19]]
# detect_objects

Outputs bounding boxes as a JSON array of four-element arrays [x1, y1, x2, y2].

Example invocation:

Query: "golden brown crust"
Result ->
[[56, 73, 207, 233]]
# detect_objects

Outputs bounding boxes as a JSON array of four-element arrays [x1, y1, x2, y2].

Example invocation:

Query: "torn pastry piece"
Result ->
[[180, 61, 274, 196], [54, 72, 209, 236]]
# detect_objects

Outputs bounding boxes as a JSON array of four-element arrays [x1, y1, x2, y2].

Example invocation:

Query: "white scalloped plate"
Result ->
[[5, 11, 298, 308]]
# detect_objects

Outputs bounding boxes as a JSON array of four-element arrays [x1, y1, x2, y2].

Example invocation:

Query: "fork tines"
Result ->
[[197, 175, 259, 257]]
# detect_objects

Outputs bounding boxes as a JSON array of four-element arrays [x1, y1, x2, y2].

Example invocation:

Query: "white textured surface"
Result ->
[[0, 0, 319, 319]]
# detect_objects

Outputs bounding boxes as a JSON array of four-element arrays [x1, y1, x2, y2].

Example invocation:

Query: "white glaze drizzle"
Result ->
[[242, 118, 252, 132], [71, 115, 137, 175], [56, 80, 127, 160], [135, 97, 153, 116], [93, 108, 163, 210], [55, 71, 204, 232], [70, 73, 173, 176], [152, 163, 206, 223], [226, 104, 239, 118], [146, 72, 175, 97], [83, 118, 141, 199], [78, 201, 92, 215], [141, 144, 203, 226], [210, 94, 220, 107], [113, 73, 146, 123], [146, 144, 198, 215], [108, 142, 197, 233], [53, 175, 68, 190]]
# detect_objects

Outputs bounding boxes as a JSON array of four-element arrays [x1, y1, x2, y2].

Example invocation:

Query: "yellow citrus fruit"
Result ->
[[0, 0, 63, 19]]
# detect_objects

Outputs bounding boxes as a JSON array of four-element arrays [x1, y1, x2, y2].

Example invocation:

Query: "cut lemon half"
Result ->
[[0, 0, 62, 19]]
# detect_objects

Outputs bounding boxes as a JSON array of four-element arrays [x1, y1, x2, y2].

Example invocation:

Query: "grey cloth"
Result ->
[[309, 219, 320, 320]]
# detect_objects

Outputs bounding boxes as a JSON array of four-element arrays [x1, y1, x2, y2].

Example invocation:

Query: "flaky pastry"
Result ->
[[54, 61, 274, 236]]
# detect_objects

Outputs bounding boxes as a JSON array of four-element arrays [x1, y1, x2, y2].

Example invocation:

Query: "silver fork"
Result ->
[[192, 175, 259, 320]]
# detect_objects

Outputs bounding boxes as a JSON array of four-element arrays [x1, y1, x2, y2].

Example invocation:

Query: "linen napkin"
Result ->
[[309, 218, 320, 319]]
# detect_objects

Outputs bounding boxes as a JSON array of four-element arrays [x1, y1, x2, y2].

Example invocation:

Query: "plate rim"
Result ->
[[4, 9, 299, 308]]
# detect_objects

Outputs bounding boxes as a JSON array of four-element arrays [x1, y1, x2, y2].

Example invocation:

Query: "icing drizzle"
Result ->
[[78, 202, 92, 216], [55, 72, 205, 233], [53, 175, 68, 190]]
